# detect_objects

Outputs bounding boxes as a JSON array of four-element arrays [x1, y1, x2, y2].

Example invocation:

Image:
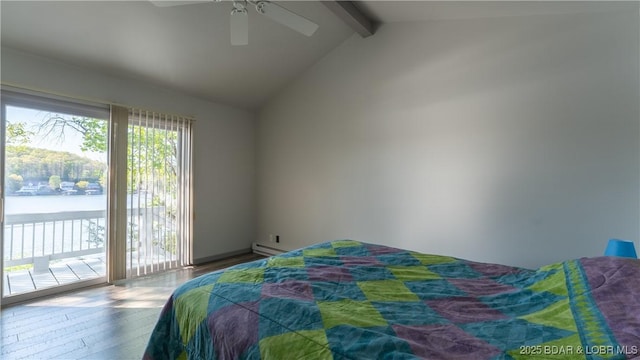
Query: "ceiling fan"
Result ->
[[150, 0, 319, 46]]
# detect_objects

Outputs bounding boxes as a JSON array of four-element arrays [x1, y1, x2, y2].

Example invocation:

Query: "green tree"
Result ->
[[38, 114, 178, 196], [7, 174, 24, 193], [49, 175, 62, 190], [6, 121, 33, 145], [39, 115, 107, 152], [98, 172, 107, 188], [5, 145, 105, 182], [76, 180, 89, 190]]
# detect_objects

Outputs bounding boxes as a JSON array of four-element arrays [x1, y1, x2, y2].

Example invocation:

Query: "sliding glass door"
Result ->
[[1, 91, 109, 302], [1, 91, 193, 305]]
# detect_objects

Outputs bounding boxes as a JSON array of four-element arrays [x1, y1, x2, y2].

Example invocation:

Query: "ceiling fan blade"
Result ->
[[149, 0, 213, 7], [256, 1, 318, 37], [230, 10, 249, 46]]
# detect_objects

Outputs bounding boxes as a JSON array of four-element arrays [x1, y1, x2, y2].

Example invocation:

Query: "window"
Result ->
[[1, 89, 193, 304]]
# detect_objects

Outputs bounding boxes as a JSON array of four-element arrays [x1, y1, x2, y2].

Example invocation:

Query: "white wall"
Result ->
[[257, 10, 640, 268], [1, 47, 256, 262]]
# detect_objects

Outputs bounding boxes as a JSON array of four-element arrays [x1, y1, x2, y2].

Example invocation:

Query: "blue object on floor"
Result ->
[[604, 239, 638, 258]]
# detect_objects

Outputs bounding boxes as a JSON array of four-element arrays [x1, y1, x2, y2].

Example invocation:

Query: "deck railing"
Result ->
[[4, 210, 106, 272], [3, 207, 177, 274]]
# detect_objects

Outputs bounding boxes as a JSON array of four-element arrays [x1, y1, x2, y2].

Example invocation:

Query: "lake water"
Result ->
[[5, 194, 148, 214], [6, 195, 107, 214]]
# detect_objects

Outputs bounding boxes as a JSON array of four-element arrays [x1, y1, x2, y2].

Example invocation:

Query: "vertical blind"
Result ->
[[126, 108, 193, 277]]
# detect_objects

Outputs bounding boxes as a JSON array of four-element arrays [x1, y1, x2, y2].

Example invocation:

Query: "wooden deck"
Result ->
[[3, 256, 105, 296]]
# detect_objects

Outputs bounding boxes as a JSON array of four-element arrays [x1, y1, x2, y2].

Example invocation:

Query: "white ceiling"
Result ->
[[1, 1, 635, 110], [361, 1, 638, 23], [0, 0, 353, 109]]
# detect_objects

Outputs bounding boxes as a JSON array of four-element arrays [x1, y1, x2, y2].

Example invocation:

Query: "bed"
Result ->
[[143, 240, 640, 359]]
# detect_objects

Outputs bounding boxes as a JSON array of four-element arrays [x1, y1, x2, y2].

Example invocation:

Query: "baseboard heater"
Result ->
[[252, 242, 285, 257]]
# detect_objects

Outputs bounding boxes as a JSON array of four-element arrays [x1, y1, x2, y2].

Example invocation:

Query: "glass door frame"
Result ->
[[1, 88, 111, 306]]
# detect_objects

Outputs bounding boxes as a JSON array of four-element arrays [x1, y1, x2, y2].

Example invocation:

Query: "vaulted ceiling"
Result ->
[[1, 1, 632, 109]]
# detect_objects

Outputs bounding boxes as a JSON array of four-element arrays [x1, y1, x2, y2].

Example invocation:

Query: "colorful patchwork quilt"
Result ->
[[143, 240, 640, 359]]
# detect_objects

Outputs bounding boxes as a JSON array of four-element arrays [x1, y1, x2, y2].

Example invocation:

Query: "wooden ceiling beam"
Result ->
[[322, 1, 376, 38]]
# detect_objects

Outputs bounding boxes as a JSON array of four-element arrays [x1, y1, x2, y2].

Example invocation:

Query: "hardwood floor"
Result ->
[[0, 252, 265, 360]]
